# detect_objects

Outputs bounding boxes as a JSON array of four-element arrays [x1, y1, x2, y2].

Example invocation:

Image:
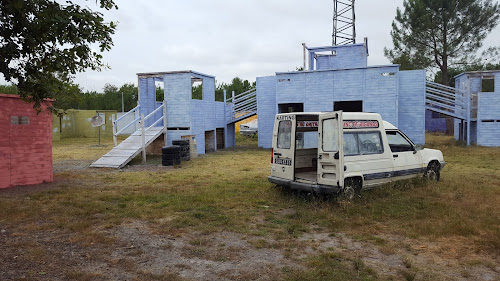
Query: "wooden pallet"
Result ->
[[90, 127, 164, 169]]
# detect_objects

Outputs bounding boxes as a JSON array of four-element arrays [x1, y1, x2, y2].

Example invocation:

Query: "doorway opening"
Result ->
[[205, 130, 215, 153], [278, 103, 304, 114], [294, 114, 319, 183], [216, 128, 225, 150], [334, 100, 363, 112]]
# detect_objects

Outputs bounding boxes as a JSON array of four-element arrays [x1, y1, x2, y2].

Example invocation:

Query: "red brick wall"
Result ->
[[0, 94, 53, 188]]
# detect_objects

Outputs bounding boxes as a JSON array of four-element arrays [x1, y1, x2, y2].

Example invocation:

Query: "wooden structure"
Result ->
[[0, 94, 53, 188], [92, 70, 256, 168], [257, 39, 427, 148]]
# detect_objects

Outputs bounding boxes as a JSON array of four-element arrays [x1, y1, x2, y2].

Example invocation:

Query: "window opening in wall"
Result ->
[[481, 77, 494, 92], [155, 80, 164, 102], [381, 72, 396, 76], [192, 77, 203, 100], [334, 100, 362, 112], [314, 50, 337, 57], [278, 103, 303, 113], [10, 116, 30, 125]]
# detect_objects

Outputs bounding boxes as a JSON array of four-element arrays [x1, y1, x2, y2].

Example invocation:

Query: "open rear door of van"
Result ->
[[271, 115, 296, 181], [317, 111, 344, 189]]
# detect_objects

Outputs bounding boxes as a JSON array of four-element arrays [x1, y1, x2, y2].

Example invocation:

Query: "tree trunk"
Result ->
[[440, 62, 454, 135]]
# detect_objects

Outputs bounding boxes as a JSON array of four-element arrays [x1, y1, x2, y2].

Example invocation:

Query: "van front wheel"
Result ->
[[341, 178, 362, 200], [424, 162, 440, 181]]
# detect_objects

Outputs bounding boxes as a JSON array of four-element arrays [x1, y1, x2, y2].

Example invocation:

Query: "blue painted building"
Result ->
[[454, 71, 500, 146], [137, 71, 236, 155], [256, 40, 427, 149], [425, 110, 447, 133]]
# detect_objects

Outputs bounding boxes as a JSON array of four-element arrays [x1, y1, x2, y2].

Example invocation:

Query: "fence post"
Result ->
[[112, 114, 117, 147], [232, 91, 235, 122], [163, 100, 167, 146], [141, 113, 146, 163]]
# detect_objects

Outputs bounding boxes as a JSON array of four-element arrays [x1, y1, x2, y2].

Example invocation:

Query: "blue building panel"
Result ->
[[310, 43, 368, 71], [164, 73, 192, 128], [333, 69, 365, 100], [425, 110, 447, 133], [138, 70, 236, 156], [305, 71, 334, 112], [257, 76, 277, 149], [398, 70, 426, 144], [215, 102, 226, 128], [364, 67, 399, 127], [477, 93, 500, 146], [276, 73, 306, 103]]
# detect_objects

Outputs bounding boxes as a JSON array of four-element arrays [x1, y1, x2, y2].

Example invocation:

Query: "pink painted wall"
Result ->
[[0, 94, 53, 188]]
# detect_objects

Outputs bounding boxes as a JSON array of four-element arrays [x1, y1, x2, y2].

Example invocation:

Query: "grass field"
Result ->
[[0, 133, 499, 280]]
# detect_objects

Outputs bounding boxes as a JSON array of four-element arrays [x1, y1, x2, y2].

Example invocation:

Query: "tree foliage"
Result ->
[[385, 0, 500, 85], [215, 77, 256, 101], [0, 0, 117, 111]]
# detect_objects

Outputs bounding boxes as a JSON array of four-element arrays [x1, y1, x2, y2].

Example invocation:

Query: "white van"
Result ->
[[268, 112, 445, 198]]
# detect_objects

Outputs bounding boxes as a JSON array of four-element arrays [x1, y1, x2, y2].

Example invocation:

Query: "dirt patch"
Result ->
[[80, 221, 299, 281], [299, 232, 500, 281]]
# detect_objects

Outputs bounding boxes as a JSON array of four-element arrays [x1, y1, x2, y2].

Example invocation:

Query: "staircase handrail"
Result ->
[[143, 103, 164, 126], [114, 105, 140, 125], [226, 88, 256, 102], [112, 102, 166, 147], [115, 116, 141, 136]]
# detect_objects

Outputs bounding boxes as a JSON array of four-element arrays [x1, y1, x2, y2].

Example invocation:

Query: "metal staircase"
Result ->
[[90, 102, 166, 168], [425, 80, 474, 144], [225, 88, 257, 124], [425, 81, 467, 120]]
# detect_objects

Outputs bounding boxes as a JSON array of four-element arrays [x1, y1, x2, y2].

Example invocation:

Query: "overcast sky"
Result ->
[[3, 0, 500, 91]]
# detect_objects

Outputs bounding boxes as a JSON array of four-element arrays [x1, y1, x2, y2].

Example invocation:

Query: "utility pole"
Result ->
[[332, 0, 356, 45]]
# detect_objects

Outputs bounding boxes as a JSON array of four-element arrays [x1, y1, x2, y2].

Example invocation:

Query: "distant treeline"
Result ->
[[0, 77, 255, 112]]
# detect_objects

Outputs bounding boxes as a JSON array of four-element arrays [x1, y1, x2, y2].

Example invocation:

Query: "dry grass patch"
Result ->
[[0, 133, 499, 280]]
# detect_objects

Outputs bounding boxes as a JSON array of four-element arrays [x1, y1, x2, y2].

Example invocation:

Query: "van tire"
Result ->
[[341, 178, 362, 200], [424, 162, 440, 181]]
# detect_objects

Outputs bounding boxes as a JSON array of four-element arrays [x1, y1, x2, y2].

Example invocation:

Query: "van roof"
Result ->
[[276, 112, 399, 130], [277, 112, 382, 119]]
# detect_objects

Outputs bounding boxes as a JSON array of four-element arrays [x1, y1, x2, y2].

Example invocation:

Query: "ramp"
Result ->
[[91, 102, 167, 168], [90, 127, 164, 168]]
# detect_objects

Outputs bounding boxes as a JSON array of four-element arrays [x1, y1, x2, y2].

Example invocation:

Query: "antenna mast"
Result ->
[[332, 0, 356, 45]]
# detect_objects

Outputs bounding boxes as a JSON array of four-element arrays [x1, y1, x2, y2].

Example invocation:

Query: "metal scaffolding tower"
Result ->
[[332, 0, 356, 45]]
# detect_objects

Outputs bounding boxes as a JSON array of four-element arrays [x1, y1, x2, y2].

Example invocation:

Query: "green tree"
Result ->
[[215, 77, 256, 101], [0, 0, 117, 111], [384, 0, 500, 86], [0, 84, 19, 95]]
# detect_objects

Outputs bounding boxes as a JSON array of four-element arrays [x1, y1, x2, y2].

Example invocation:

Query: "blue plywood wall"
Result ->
[[257, 76, 277, 148], [398, 70, 426, 144], [315, 44, 368, 70], [138, 71, 234, 155], [477, 93, 500, 146], [454, 71, 500, 146], [257, 64, 426, 149]]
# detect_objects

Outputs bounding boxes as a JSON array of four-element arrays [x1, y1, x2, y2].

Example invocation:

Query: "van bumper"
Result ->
[[268, 176, 342, 194], [439, 161, 446, 170]]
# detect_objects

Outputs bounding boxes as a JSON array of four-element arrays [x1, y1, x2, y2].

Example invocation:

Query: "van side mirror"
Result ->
[[334, 151, 339, 159]]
